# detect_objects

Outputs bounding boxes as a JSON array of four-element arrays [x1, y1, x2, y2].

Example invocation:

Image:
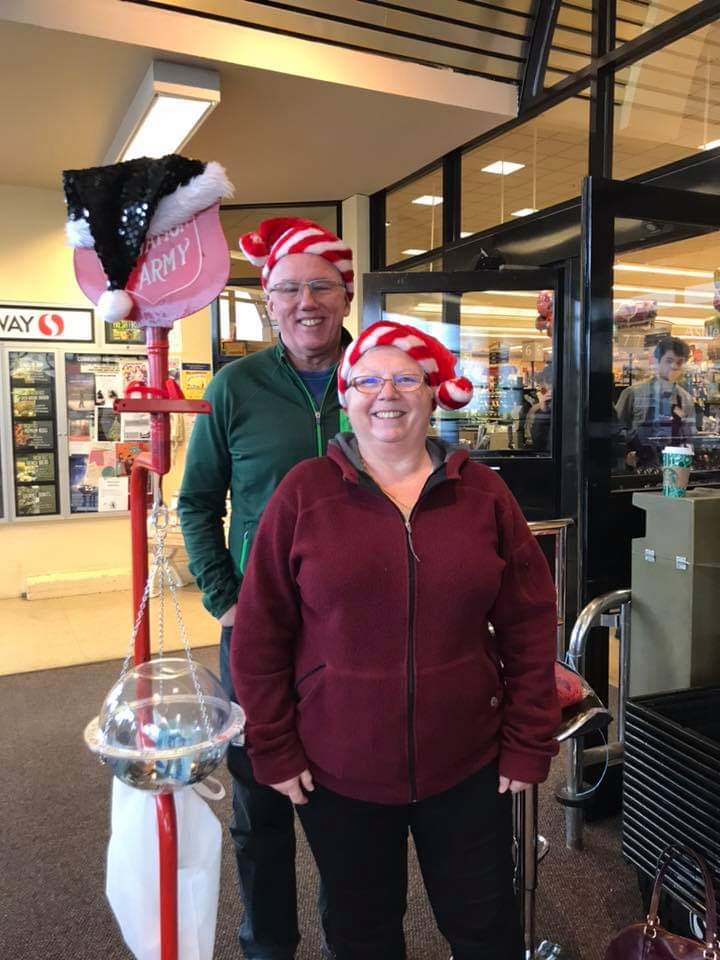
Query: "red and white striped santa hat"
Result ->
[[338, 320, 474, 411], [238, 217, 354, 299]]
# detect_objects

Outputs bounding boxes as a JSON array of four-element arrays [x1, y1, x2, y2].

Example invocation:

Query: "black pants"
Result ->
[[297, 764, 522, 960], [221, 627, 299, 959]]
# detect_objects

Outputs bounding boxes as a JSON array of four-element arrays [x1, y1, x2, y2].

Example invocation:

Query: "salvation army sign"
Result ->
[[73, 203, 230, 327], [0, 306, 94, 342]]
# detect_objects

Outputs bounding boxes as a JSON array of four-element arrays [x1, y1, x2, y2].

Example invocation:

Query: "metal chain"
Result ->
[[103, 500, 211, 741]]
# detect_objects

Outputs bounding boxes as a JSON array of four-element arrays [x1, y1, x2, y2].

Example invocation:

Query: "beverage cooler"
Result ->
[[0, 313, 154, 523]]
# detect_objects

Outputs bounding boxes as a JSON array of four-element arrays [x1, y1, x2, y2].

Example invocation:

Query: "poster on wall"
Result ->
[[8, 351, 59, 517], [13, 421, 55, 451], [16, 485, 58, 516], [180, 362, 211, 400], [98, 476, 129, 512], [96, 409, 122, 442], [11, 386, 53, 419], [15, 452, 56, 484], [104, 319, 145, 345], [64, 353, 148, 514]]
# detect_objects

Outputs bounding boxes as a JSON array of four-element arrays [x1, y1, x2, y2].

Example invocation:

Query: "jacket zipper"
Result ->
[[282, 356, 337, 456], [239, 529, 251, 576], [379, 495, 420, 802], [405, 510, 418, 802]]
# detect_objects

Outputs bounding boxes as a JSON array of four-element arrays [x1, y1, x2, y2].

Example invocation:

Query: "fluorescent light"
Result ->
[[612, 299, 711, 310], [412, 195, 443, 206], [460, 231, 473, 238], [481, 160, 525, 175], [484, 290, 538, 298], [105, 61, 220, 164], [416, 303, 537, 318], [511, 207, 538, 217], [401, 248, 427, 256], [699, 138, 720, 151], [614, 283, 713, 299], [614, 263, 714, 279]]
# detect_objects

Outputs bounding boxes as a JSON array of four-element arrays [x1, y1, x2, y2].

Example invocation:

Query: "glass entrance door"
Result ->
[[580, 176, 720, 598], [362, 268, 562, 519]]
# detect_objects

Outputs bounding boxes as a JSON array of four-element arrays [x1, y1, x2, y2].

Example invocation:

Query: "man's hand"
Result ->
[[499, 775, 531, 795], [270, 769, 315, 805], [219, 604, 237, 628]]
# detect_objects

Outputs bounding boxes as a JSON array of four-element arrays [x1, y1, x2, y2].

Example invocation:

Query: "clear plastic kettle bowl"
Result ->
[[84, 657, 245, 792]]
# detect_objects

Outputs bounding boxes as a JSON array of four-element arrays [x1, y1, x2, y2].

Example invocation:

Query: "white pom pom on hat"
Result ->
[[98, 289, 134, 323], [338, 320, 474, 411]]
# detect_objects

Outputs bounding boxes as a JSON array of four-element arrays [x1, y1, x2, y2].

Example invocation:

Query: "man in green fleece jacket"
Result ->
[[178, 217, 354, 960]]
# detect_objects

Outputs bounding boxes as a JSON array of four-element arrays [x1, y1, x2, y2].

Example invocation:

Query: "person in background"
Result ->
[[525, 363, 553, 452], [615, 336, 695, 470], [178, 217, 354, 960], [232, 320, 560, 960]]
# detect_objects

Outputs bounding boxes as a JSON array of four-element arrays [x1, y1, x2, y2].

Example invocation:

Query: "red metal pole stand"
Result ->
[[122, 326, 211, 960]]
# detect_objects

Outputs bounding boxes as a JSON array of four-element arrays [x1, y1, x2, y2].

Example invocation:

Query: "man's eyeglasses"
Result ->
[[349, 374, 426, 395], [267, 279, 346, 301]]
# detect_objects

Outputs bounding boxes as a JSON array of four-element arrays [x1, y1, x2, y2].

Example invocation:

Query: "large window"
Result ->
[[461, 95, 589, 238], [382, 288, 554, 453], [615, 0, 701, 47], [614, 22, 720, 180], [385, 167, 444, 266], [545, 1, 592, 89], [611, 230, 720, 485], [220, 204, 340, 281]]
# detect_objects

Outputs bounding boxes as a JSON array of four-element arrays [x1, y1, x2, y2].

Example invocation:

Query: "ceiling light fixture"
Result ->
[[511, 208, 539, 218], [415, 303, 537, 318], [614, 263, 714, 279], [105, 61, 220, 164], [699, 139, 720, 151], [481, 160, 525, 176], [401, 248, 428, 256], [412, 195, 443, 206]]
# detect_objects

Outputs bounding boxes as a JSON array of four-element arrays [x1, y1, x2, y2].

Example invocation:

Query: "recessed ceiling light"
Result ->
[[481, 160, 525, 176], [511, 207, 538, 217], [401, 248, 427, 256], [385, 221, 391, 227], [699, 138, 720, 151], [412, 195, 443, 206]]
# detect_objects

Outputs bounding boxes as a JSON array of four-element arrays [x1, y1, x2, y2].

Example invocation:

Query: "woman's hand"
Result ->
[[270, 769, 315, 805], [498, 775, 531, 794]]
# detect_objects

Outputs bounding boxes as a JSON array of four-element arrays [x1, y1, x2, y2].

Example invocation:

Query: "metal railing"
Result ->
[[560, 588, 631, 850], [516, 517, 572, 959], [528, 518, 573, 659]]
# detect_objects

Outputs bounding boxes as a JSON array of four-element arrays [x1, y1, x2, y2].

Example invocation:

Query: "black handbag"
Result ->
[[604, 843, 718, 960]]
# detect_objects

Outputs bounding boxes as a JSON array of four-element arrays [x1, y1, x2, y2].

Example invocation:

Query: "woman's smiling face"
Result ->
[[345, 346, 433, 449]]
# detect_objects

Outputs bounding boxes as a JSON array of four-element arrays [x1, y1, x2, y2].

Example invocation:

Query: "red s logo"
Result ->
[[38, 314, 64, 337]]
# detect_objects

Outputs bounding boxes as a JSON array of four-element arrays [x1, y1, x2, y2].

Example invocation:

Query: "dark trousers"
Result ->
[[221, 627, 299, 960], [297, 763, 523, 960]]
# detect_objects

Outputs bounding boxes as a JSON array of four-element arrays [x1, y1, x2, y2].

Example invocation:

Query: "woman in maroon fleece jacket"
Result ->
[[231, 321, 560, 960]]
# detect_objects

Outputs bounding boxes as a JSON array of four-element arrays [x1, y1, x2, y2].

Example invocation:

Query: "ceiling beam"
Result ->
[[1, 0, 518, 116]]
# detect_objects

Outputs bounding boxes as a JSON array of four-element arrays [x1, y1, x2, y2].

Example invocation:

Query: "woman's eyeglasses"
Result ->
[[349, 374, 426, 395], [267, 280, 346, 301]]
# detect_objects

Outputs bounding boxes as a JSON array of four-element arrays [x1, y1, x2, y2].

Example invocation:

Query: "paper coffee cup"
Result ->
[[662, 445, 693, 497]]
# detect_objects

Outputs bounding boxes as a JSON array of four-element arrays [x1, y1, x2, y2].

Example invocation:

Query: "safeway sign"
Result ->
[[0, 306, 94, 342]]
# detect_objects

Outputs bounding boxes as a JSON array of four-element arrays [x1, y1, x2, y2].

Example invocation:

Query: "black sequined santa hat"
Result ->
[[63, 154, 233, 322]]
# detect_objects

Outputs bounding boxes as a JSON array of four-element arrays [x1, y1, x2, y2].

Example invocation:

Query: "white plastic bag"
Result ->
[[106, 779, 222, 960]]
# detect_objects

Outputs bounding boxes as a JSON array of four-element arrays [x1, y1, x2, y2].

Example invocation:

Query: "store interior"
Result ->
[[2, 3, 720, 960]]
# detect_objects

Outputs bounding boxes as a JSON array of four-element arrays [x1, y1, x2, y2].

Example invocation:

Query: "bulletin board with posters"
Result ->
[[65, 353, 150, 514], [0, 344, 150, 521], [8, 351, 60, 517]]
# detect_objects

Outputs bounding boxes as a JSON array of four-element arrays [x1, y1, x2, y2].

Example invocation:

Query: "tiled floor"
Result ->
[[0, 584, 218, 675]]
